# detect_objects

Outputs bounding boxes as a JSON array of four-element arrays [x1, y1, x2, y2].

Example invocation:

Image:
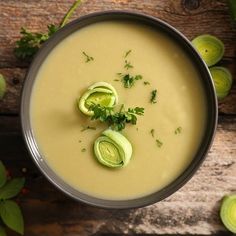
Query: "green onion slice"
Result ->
[[220, 194, 236, 233], [192, 34, 224, 67], [229, 0, 236, 21], [0, 74, 6, 99], [94, 129, 132, 168], [78, 82, 118, 116], [210, 66, 233, 100]]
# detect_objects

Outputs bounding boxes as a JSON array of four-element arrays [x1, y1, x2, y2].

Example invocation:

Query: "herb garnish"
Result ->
[[118, 73, 143, 88], [81, 126, 96, 132], [81, 148, 86, 152], [14, 0, 83, 61], [156, 139, 163, 147], [124, 60, 133, 70], [143, 81, 150, 85], [175, 127, 182, 134], [0, 161, 25, 235], [150, 89, 157, 104], [0, 74, 6, 99], [89, 104, 144, 131], [82, 51, 94, 63], [124, 50, 132, 58], [150, 129, 155, 137]]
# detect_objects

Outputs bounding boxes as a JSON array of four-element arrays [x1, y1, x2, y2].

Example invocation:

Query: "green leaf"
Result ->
[[0, 161, 7, 188], [229, 0, 236, 21], [0, 200, 24, 235], [0, 226, 6, 236], [0, 178, 25, 200], [0, 74, 6, 100]]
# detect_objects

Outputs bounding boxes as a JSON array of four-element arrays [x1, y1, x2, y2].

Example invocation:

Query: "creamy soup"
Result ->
[[30, 21, 206, 200]]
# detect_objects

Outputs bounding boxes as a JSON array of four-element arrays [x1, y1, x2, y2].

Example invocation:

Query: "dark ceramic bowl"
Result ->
[[21, 11, 218, 209]]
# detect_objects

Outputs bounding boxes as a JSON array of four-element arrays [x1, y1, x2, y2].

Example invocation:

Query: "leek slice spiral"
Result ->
[[78, 82, 118, 116], [220, 194, 236, 233], [94, 129, 132, 168]]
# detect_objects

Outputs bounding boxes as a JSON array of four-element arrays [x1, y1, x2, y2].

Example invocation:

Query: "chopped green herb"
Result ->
[[14, 0, 83, 61], [143, 81, 150, 85], [150, 89, 157, 104], [118, 73, 143, 88], [124, 60, 133, 70], [135, 75, 143, 80], [89, 104, 144, 131], [150, 129, 155, 137], [81, 126, 96, 132], [82, 51, 94, 63], [81, 148, 86, 152], [78, 140, 82, 143], [175, 127, 182, 134], [124, 49, 132, 58], [114, 79, 120, 82], [156, 139, 163, 148]]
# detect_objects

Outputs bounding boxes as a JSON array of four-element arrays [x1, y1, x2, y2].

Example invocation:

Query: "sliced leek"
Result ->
[[78, 82, 118, 116], [94, 129, 132, 168], [210, 66, 233, 100], [192, 34, 224, 67], [220, 194, 236, 233]]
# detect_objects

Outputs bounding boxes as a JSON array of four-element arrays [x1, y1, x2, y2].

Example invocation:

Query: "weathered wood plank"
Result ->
[[0, 116, 235, 235], [0, 0, 235, 66]]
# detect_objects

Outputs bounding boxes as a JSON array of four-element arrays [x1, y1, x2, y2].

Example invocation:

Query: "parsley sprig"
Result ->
[[150, 89, 157, 104], [118, 73, 143, 88], [89, 104, 144, 131], [14, 0, 83, 61]]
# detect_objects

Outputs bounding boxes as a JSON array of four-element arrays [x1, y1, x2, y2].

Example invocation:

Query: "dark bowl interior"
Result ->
[[21, 11, 218, 209]]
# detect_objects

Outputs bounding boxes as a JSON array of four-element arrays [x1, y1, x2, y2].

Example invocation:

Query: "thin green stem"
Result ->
[[60, 0, 83, 28]]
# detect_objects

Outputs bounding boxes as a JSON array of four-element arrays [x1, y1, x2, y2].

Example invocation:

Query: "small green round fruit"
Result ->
[[192, 34, 224, 67]]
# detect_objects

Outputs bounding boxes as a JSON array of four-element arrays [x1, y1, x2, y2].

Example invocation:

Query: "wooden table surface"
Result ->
[[0, 0, 236, 235]]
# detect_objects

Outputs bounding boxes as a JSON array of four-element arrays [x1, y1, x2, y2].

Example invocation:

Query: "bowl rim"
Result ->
[[21, 10, 218, 209]]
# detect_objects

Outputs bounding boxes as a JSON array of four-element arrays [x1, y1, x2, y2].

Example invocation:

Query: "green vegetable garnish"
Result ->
[[78, 82, 118, 116], [14, 0, 83, 61], [81, 148, 86, 152], [220, 194, 236, 233], [210, 67, 233, 100], [124, 60, 133, 70], [82, 51, 94, 63], [118, 73, 143, 88], [94, 129, 132, 168], [150, 129, 155, 137], [0, 74, 6, 99], [143, 81, 150, 85], [229, 0, 236, 21], [150, 90, 157, 104], [89, 104, 144, 131], [124, 50, 132, 58], [192, 34, 224, 67], [156, 139, 163, 147], [0, 162, 25, 235], [175, 127, 182, 134]]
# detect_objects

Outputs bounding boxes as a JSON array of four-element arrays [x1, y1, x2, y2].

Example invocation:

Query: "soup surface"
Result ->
[[31, 21, 206, 200]]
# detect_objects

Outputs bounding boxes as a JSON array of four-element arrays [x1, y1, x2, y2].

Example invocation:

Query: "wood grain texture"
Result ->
[[0, 0, 235, 115], [0, 0, 236, 235], [0, 116, 235, 236]]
